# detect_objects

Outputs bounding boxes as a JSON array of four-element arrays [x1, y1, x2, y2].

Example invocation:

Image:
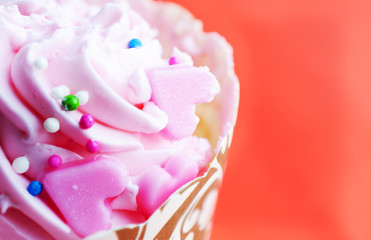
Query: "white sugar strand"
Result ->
[[44, 118, 60, 133], [33, 57, 48, 70], [76, 91, 89, 105], [12, 156, 30, 174], [52, 85, 70, 99]]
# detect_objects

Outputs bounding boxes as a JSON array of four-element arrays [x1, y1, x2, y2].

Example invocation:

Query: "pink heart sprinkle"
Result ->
[[43, 157, 129, 237], [136, 151, 201, 216], [168, 57, 178, 65], [147, 65, 220, 140]]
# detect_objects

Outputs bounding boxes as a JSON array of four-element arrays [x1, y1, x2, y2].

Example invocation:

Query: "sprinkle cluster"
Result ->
[[24, 38, 167, 198], [45, 86, 93, 137], [49, 85, 98, 153]]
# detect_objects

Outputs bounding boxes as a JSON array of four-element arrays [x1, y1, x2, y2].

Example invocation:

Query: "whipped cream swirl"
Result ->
[[0, 0, 220, 238]]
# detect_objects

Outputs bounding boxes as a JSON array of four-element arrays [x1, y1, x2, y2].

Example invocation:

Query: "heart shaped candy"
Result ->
[[147, 65, 220, 140], [43, 157, 129, 237]]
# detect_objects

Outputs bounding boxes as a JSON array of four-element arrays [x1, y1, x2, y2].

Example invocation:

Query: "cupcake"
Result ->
[[0, 0, 239, 239]]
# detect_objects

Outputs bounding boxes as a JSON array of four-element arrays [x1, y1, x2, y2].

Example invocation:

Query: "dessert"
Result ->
[[0, 0, 239, 239]]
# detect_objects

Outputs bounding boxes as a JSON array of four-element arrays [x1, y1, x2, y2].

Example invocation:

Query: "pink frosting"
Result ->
[[43, 157, 130, 237], [0, 0, 220, 239]]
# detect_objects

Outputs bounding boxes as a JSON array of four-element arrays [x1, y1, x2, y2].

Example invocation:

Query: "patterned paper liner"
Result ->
[[88, 131, 233, 240]]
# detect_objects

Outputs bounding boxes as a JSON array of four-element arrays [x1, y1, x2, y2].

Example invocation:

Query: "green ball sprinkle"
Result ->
[[62, 95, 79, 111]]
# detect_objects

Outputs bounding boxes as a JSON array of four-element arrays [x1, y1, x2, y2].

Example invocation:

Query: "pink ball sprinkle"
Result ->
[[169, 57, 178, 65], [79, 114, 95, 129], [48, 155, 62, 168], [86, 140, 99, 153]]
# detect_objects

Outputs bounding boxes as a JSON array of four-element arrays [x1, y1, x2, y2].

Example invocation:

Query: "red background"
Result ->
[[167, 0, 371, 239]]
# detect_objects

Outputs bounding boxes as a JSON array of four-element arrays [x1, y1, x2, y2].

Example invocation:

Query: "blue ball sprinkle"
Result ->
[[128, 38, 142, 48], [27, 181, 43, 196]]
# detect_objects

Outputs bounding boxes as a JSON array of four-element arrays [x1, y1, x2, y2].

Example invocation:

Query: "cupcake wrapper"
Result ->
[[88, 130, 233, 240]]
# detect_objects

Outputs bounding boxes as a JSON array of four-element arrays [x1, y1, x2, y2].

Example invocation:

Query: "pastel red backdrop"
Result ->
[[167, 0, 371, 239]]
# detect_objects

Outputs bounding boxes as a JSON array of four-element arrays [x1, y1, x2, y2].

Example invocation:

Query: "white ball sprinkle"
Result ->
[[44, 118, 60, 133], [52, 85, 70, 99], [33, 57, 48, 70], [12, 156, 30, 174], [76, 91, 89, 105]]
